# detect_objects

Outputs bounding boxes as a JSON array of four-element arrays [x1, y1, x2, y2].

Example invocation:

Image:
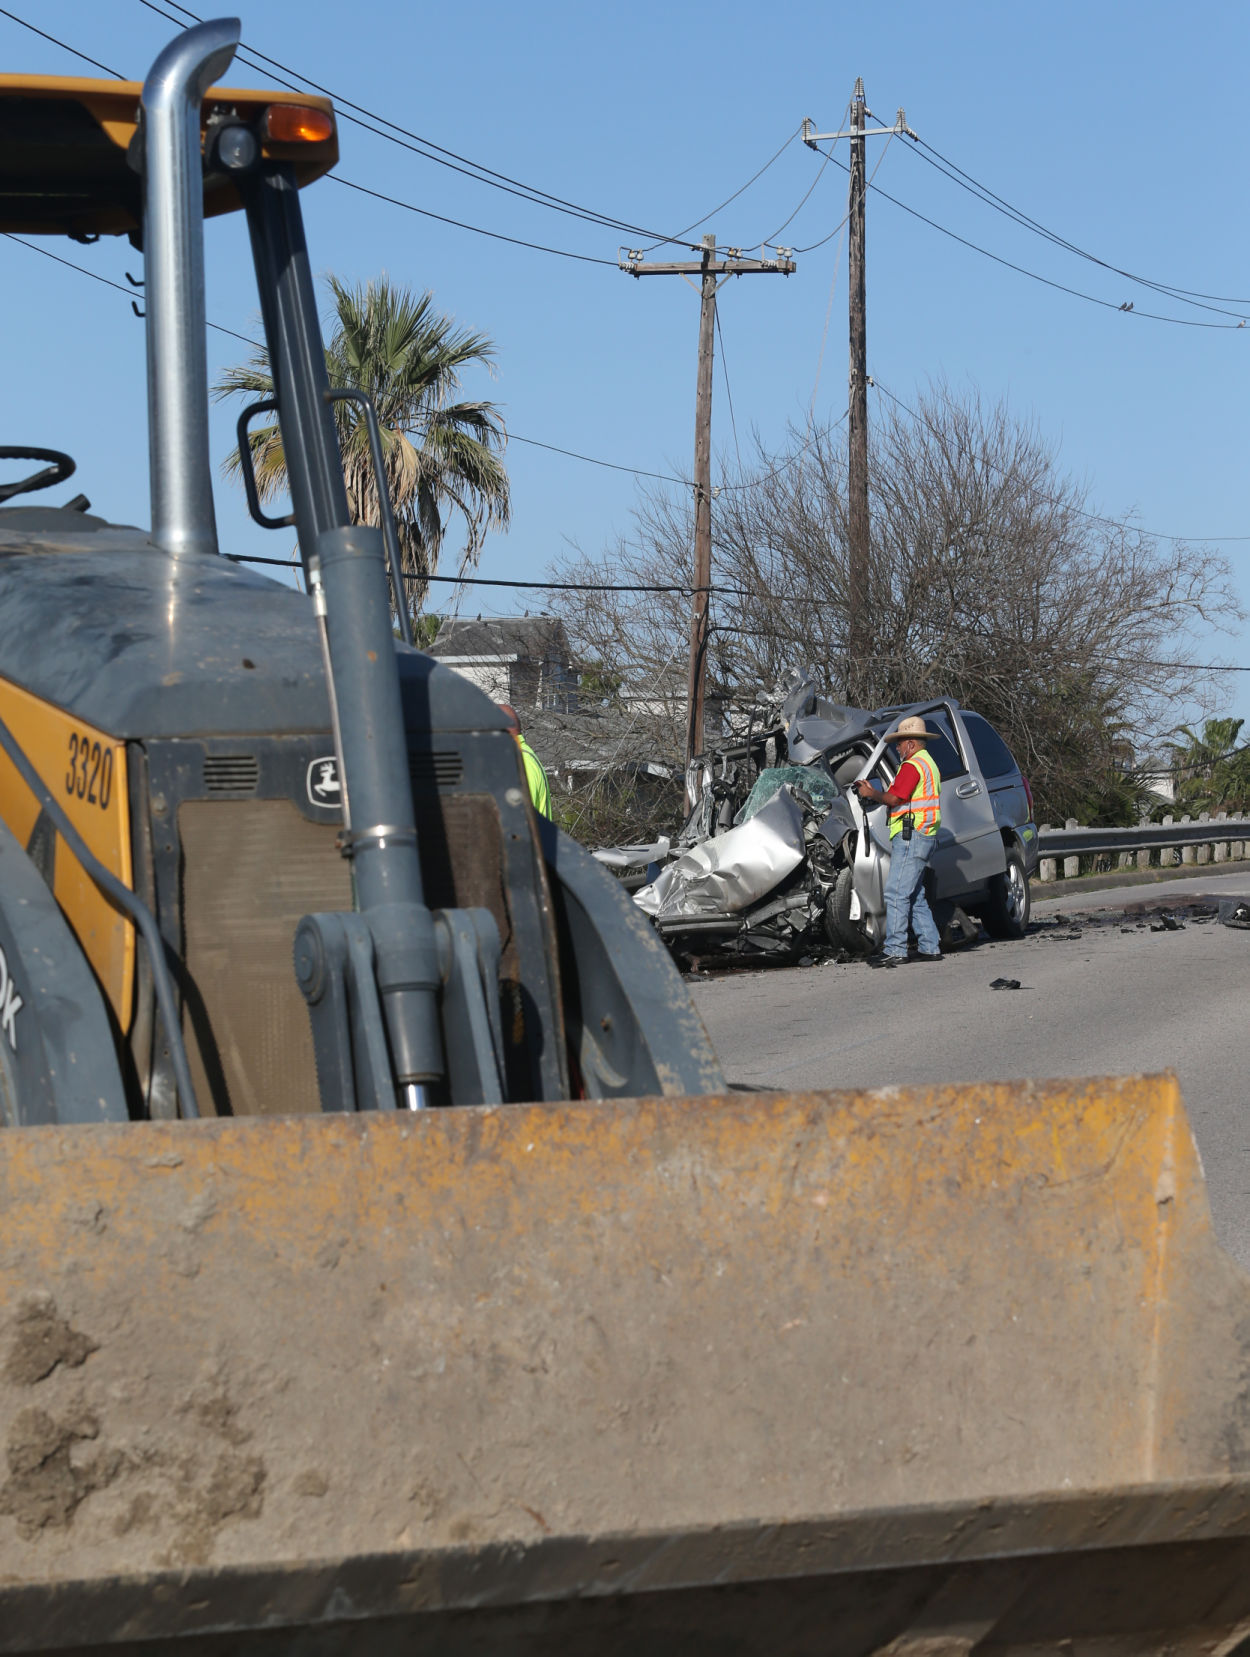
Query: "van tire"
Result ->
[[982, 847, 1030, 940]]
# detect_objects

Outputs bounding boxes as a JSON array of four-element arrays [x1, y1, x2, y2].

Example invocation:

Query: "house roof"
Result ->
[[429, 615, 569, 660], [524, 704, 681, 777]]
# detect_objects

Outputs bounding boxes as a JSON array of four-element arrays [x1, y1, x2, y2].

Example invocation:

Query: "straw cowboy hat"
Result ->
[[882, 714, 943, 745]]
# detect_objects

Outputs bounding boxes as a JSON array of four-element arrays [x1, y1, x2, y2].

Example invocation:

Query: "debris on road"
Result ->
[[1219, 897, 1250, 930], [943, 908, 981, 947], [990, 977, 1022, 990]]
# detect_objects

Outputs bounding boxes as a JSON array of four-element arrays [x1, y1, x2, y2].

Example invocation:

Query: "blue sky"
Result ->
[[8, 0, 1250, 692]]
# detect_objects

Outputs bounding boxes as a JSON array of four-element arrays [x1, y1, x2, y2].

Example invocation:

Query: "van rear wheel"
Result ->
[[982, 847, 1030, 940]]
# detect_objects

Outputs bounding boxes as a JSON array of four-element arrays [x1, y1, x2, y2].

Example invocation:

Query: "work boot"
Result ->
[[867, 954, 905, 969], [912, 952, 943, 964]]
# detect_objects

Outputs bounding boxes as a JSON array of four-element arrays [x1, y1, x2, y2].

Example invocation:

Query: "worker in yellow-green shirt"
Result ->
[[498, 703, 552, 818]]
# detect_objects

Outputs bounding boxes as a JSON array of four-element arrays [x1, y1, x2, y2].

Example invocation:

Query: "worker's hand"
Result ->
[[854, 779, 874, 799]]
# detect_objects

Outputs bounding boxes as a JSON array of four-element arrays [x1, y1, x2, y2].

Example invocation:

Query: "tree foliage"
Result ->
[[216, 276, 510, 617], [1168, 717, 1250, 817], [545, 385, 1240, 824]]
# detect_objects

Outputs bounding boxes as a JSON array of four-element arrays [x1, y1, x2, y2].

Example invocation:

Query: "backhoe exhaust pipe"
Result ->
[[141, 17, 239, 558]]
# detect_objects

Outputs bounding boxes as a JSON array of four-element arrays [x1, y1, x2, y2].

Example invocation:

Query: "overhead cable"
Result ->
[[326, 176, 619, 267], [507, 434, 685, 484], [714, 310, 743, 474], [716, 409, 849, 493], [635, 123, 806, 254], [907, 136, 1250, 316], [0, 5, 123, 74], [807, 143, 1250, 331], [135, 0, 772, 256], [0, 234, 691, 485], [229, 557, 704, 594], [6, 0, 645, 266], [0, 234, 260, 346], [226, 554, 1250, 678]]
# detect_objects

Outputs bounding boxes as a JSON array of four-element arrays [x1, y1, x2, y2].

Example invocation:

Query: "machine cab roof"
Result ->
[[0, 72, 336, 237]]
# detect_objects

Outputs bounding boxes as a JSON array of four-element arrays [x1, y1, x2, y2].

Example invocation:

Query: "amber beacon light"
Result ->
[[263, 102, 335, 143]]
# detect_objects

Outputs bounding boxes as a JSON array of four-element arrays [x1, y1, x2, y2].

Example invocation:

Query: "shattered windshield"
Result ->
[[738, 765, 842, 823]]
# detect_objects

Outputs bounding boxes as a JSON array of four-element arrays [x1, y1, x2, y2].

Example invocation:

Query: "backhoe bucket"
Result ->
[[4, 1072, 1250, 1655]]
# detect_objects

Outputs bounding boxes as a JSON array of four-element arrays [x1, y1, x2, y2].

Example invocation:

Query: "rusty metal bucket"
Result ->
[[3, 1072, 1250, 1654]]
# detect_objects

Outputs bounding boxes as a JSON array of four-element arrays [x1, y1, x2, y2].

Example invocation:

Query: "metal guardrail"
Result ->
[[1037, 816, 1250, 859], [1036, 813, 1250, 885]]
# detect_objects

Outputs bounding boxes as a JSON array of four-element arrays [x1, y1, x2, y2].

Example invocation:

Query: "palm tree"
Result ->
[[1168, 717, 1250, 816], [216, 275, 510, 618]]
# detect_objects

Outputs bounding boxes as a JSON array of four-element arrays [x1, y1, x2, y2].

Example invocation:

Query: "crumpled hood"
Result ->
[[635, 787, 807, 920]]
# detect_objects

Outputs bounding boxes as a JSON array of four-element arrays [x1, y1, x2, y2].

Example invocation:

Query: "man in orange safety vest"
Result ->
[[854, 714, 944, 968]]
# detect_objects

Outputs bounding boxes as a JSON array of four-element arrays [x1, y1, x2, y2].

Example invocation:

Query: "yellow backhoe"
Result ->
[[1, 19, 1249, 1655]]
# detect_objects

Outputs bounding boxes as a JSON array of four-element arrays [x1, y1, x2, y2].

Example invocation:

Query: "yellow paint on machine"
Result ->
[[0, 674, 133, 1030], [3, 1072, 1250, 1639]]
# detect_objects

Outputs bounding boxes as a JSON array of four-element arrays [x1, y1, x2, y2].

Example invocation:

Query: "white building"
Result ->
[[428, 616, 577, 712]]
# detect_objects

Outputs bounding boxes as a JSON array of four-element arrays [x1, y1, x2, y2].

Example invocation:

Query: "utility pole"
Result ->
[[803, 97, 915, 701], [846, 79, 869, 677], [622, 236, 796, 797]]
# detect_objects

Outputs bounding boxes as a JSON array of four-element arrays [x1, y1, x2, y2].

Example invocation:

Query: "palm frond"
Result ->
[[214, 274, 510, 616]]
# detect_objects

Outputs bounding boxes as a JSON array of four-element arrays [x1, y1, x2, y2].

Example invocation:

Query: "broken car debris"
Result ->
[[595, 669, 1039, 967]]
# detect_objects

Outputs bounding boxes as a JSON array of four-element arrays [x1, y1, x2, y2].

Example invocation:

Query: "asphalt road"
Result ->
[[688, 869, 1250, 1270]]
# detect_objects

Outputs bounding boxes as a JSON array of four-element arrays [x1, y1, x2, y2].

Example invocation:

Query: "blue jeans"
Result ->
[[883, 830, 941, 959]]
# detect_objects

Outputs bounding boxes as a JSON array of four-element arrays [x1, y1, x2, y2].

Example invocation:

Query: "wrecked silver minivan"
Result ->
[[620, 673, 1039, 964]]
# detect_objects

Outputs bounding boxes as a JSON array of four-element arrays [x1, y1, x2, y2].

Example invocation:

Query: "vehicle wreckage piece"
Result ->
[[634, 760, 881, 957], [1219, 895, 1250, 930], [4, 1072, 1250, 1654], [635, 786, 809, 921], [590, 837, 671, 892]]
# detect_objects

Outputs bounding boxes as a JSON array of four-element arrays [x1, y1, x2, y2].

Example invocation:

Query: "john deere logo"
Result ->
[[307, 756, 341, 806]]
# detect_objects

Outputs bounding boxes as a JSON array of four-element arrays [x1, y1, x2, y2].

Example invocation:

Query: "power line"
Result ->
[[906, 136, 1250, 317], [30, 6, 1246, 537], [714, 309, 743, 475], [0, 234, 694, 486], [0, 4, 814, 495], [636, 123, 806, 255], [0, 234, 260, 346], [229, 557, 705, 594], [717, 410, 848, 492], [870, 379, 1250, 544], [806, 141, 1250, 332], [810, 197, 849, 413], [132, 0, 661, 238], [326, 175, 619, 267], [12, 5, 620, 270], [757, 140, 839, 250], [0, 6, 123, 75], [124, 0, 1250, 316], [134, 0, 766, 266], [224, 553, 1250, 677], [134, 0, 757, 256], [13, 220, 1241, 550], [712, 598, 1250, 677], [507, 433, 684, 484]]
